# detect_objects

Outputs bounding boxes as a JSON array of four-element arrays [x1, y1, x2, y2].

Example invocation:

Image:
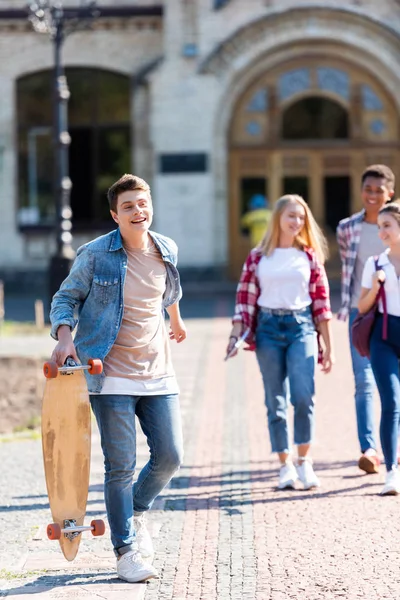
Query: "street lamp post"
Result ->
[[27, 1, 97, 302]]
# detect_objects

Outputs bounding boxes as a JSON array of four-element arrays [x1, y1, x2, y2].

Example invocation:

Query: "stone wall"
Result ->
[[0, 1, 400, 272]]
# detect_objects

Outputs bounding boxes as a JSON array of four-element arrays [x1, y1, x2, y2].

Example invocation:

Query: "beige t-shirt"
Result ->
[[101, 242, 178, 395]]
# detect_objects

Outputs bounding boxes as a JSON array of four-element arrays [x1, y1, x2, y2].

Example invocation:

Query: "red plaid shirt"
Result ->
[[232, 247, 332, 361]]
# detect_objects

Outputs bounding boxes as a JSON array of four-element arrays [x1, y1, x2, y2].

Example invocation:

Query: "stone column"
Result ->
[[267, 85, 279, 147], [132, 80, 153, 187], [0, 76, 23, 267], [309, 152, 324, 224], [351, 151, 364, 213], [349, 83, 363, 145], [269, 151, 282, 204]]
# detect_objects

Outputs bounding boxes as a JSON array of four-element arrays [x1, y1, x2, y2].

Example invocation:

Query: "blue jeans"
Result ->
[[90, 393, 183, 556], [348, 308, 377, 453], [255, 307, 317, 454], [370, 314, 400, 471]]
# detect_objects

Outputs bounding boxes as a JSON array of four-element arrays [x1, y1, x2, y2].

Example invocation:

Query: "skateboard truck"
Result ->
[[47, 518, 106, 541], [63, 519, 81, 541], [62, 356, 79, 376], [43, 358, 103, 379]]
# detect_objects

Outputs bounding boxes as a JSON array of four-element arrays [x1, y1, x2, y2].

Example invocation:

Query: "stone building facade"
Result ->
[[1, 0, 400, 282]]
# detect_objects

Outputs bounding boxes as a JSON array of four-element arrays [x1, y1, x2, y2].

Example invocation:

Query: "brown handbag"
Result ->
[[351, 258, 388, 358]]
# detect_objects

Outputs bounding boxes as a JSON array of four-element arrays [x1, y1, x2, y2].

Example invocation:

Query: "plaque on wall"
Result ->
[[159, 153, 208, 173], [213, 0, 231, 9]]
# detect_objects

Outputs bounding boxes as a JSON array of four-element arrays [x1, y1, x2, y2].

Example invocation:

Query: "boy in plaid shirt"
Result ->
[[337, 164, 395, 474]]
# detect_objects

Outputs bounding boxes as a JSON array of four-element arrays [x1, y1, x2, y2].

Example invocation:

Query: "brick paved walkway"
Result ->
[[2, 302, 400, 599], [147, 310, 400, 600]]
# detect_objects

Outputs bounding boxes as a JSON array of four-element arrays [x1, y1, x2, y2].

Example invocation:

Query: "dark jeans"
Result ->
[[370, 314, 400, 471], [348, 308, 377, 453]]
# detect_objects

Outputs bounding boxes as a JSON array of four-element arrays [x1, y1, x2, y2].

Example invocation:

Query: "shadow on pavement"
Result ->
[[1, 572, 126, 597], [157, 459, 380, 512], [161, 480, 379, 514]]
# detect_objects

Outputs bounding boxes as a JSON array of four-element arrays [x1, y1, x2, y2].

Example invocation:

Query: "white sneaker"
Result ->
[[134, 513, 154, 559], [380, 468, 400, 496], [278, 461, 298, 489], [297, 459, 320, 490], [117, 550, 158, 583]]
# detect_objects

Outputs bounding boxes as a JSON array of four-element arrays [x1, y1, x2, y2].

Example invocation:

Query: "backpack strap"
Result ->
[[374, 256, 388, 340]]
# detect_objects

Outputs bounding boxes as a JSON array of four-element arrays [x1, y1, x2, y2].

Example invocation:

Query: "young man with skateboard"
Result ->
[[50, 174, 186, 582], [337, 164, 395, 474]]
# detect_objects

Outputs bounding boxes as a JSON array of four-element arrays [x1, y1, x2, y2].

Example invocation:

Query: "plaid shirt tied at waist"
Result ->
[[336, 210, 365, 322]]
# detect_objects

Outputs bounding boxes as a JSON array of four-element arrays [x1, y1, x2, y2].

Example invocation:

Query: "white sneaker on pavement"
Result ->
[[296, 458, 320, 490], [134, 513, 154, 559], [278, 461, 298, 489], [117, 550, 158, 583], [380, 468, 400, 496]]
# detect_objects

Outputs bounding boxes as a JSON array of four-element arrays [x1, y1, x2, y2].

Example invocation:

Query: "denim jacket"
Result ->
[[50, 228, 182, 393]]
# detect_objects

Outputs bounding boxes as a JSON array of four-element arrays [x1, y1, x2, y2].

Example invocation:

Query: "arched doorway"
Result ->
[[282, 97, 349, 140], [228, 61, 400, 278], [17, 68, 131, 230], [281, 96, 351, 234]]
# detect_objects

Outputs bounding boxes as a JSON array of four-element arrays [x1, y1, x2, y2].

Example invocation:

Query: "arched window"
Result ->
[[17, 68, 131, 228], [282, 97, 349, 140]]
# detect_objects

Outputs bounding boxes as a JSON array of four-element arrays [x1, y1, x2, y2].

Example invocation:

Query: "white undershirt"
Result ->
[[256, 248, 312, 310], [361, 249, 400, 316], [99, 375, 179, 396]]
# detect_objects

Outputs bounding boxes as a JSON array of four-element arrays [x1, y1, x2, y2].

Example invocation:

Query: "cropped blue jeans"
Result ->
[[90, 393, 183, 556], [370, 314, 400, 472], [255, 306, 317, 454]]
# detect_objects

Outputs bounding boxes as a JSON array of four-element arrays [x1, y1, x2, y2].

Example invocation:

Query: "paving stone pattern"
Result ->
[[1, 311, 400, 599]]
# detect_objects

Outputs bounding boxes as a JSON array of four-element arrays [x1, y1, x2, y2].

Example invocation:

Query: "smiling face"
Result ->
[[111, 189, 153, 238], [361, 176, 394, 219], [279, 201, 306, 240], [378, 212, 400, 247]]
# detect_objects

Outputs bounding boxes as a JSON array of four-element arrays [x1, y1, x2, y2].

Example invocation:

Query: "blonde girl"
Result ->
[[358, 200, 400, 495], [227, 195, 334, 490]]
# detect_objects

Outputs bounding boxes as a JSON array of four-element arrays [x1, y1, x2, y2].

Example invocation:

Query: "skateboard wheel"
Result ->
[[43, 361, 59, 379], [47, 522, 62, 540], [88, 359, 103, 375], [91, 519, 106, 537]]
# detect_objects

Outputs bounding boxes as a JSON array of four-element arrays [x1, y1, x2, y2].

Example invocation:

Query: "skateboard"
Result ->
[[41, 356, 105, 561]]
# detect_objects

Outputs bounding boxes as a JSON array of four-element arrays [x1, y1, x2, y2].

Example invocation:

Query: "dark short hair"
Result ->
[[361, 164, 395, 190], [107, 174, 151, 212]]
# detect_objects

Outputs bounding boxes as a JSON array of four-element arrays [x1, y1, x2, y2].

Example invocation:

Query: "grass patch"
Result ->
[[0, 430, 41, 443], [13, 415, 41, 433], [0, 568, 47, 580], [0, 321, 50, 336]]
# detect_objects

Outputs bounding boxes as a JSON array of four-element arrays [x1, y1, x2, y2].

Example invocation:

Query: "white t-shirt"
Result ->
[[361, 249, 400, 316], [256, 248, 312, 310], [99, 375, 179, 396]]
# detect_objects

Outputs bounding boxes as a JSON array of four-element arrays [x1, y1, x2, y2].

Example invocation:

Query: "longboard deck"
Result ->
[[42, 369, 91, 561]]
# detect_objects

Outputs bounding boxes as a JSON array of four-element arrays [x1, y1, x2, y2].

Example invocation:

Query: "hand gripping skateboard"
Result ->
[[42, 356, 105, 561]]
